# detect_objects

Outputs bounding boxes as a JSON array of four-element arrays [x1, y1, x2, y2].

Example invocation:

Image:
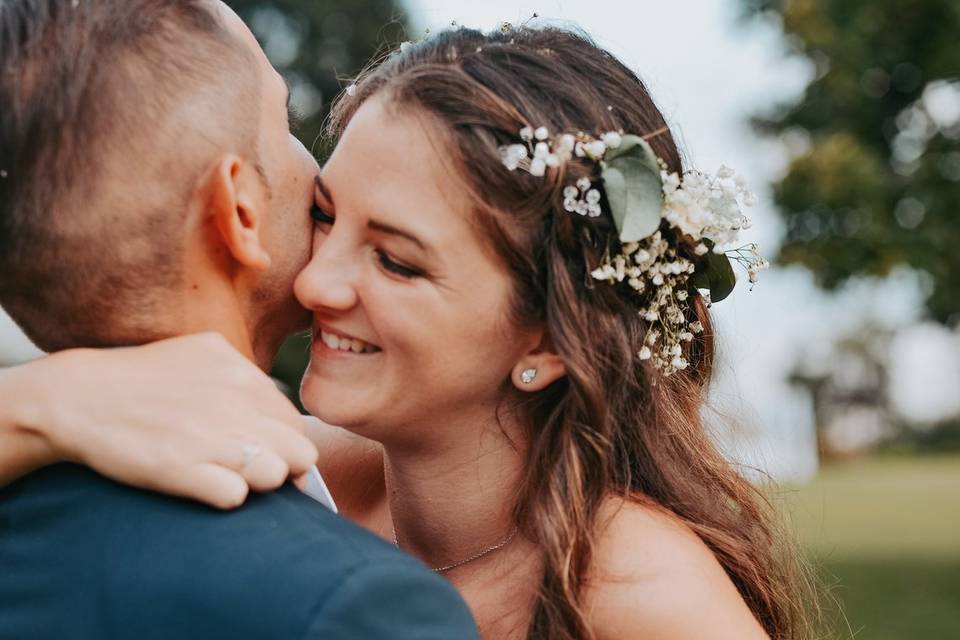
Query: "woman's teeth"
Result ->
[[319, 330, 378, 354]]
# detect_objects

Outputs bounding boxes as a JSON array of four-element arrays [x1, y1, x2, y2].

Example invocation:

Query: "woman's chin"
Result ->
[[300, 376, 369, 431]]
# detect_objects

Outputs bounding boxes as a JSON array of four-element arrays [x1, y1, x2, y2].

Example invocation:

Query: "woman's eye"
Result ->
[[376, 251, 422, 279], [311, 204, 335, 225]]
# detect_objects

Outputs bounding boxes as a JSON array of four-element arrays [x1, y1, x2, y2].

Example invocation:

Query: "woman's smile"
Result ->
[[314, 324, 382, 355]]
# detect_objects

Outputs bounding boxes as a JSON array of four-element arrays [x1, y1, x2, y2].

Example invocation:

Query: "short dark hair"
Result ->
[[0, 0, 259, 351]]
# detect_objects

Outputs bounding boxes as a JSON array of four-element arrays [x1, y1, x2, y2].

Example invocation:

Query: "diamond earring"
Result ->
[[520, 368, 537, 384]]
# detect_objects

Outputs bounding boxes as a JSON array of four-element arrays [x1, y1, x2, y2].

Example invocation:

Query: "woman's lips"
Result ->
[[315, 327, 381, 354]]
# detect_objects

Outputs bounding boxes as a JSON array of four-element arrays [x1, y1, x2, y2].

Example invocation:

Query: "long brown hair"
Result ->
[[330, 26, 811, 640]]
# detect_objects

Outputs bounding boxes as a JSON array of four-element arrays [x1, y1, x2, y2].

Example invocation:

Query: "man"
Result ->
[[0, 1, 479, 638]]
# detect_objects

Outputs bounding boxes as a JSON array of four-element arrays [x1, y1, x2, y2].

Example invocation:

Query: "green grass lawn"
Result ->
[[777, 455, 960, 639]]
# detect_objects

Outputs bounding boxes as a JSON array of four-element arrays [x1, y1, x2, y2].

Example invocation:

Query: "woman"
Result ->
[[1, 26, 808, 639]]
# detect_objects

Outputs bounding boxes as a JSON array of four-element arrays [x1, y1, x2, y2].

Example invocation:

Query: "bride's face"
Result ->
[[294, 95, 537, 446]]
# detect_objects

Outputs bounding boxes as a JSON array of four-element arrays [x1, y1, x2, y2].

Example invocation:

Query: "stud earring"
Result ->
[[520, 368, 537, 384]]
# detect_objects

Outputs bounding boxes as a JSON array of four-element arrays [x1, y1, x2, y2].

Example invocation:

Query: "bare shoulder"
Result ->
[[301, 417, 385, 513], [586, 496, 769, 640]]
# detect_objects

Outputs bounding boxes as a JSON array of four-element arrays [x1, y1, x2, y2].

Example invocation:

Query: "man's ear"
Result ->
[[202, 154, 272, 271], [511, 331, 567, 392]]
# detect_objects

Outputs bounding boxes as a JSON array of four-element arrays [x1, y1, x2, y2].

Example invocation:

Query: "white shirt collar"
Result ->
[[299, 465, 338, 513]]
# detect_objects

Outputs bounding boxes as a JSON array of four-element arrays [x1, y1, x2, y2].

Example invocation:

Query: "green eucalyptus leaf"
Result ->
[[690, 251, 737, 302], [603, 135, 661, 173], [601, 156, 663, 243]]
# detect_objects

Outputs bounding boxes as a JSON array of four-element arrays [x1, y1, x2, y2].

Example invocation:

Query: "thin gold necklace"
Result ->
[[393, 527, 519, 573]]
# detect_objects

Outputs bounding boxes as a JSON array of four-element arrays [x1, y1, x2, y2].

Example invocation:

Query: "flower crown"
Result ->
[[499, 126, 768, 375]]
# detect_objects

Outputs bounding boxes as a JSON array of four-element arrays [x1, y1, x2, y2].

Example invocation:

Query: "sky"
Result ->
[[2, 0, 957, 481]]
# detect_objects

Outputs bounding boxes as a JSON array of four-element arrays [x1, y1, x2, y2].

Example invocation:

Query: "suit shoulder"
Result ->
[[2, 465, 477, 639], [5, 467, 409, 606]]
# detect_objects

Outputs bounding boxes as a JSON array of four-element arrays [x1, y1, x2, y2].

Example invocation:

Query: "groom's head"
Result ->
[[0, 0, 316, 362]]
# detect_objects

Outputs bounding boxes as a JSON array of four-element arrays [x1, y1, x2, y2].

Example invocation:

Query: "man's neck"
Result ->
[[181, 281, 265, 369]]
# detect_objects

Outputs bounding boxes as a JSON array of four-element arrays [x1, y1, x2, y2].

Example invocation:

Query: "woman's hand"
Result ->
[[3, 332, 318, 509]]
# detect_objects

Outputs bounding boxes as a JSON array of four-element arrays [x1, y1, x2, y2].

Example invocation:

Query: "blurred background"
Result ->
[[2, 0, 957, 636]]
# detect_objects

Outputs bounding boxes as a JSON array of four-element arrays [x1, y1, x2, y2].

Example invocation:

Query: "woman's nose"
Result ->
[[294, 231, 359, 312]]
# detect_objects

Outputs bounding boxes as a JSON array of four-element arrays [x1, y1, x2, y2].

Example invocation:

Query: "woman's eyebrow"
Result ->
[[316, 175, 432, 254], [367, 219, 429, 253]]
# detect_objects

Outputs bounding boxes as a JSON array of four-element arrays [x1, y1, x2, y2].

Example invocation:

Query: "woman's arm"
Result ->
[[0, 356, 60, 485], [0, 333, 319, 508]]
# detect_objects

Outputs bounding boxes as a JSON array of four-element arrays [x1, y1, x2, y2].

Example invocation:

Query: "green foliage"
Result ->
[[601, 135, 664, 242], [784, 454, 960, 637], [222, 1, 410, 401], [816, 558, 960, 640], [225, 0, 408, 156], [745, 0, 960, 324], [690, 250, 737, 302]]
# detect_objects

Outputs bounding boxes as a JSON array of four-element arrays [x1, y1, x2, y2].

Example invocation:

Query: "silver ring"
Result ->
[[240, 444, 262, 468]]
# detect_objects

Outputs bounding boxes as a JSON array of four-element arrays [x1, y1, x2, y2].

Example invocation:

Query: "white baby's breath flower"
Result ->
[[614, 255, 627, 281], [583, 140, 607, 160], [661, 171, 681, 194], [557, 134, 576, 153], [499, 144, 527, 171], [400, 41, 412, 53], [601, 131, 622, 148], [494, 126, 762, 376]]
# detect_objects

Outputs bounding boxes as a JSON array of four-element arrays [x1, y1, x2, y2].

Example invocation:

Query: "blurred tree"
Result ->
[[223, 0, 410, 405], [789, 325, 892, 459], [743, 0, 960, 325], [226, 0, 407, 154]]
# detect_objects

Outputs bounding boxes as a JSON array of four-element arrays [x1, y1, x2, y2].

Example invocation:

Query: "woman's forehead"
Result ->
[[324, 97, 475, 222]]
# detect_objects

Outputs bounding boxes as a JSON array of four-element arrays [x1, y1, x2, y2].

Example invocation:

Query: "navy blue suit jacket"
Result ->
[[0, 464, 478, 639]]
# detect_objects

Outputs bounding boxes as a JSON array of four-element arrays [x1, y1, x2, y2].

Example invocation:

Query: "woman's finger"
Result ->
[[253, 418, 319, 477], [144, 462, 250, 510], [211, 440, 290, 493]]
